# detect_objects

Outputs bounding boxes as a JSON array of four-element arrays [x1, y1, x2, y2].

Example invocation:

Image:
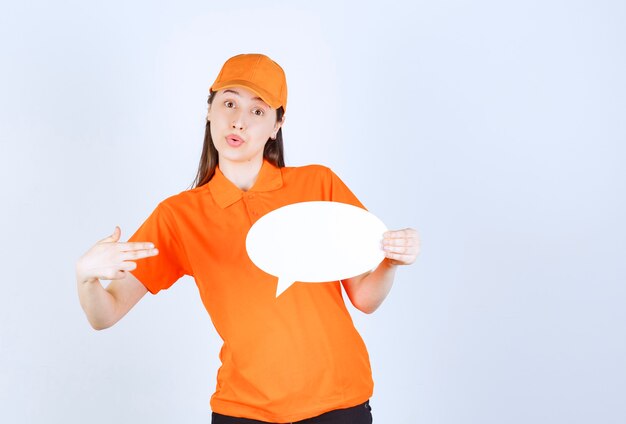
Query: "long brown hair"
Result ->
[[189, 90, 285, 189]]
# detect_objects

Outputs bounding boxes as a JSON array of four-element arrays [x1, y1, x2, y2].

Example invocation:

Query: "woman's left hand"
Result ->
[[382, 228, 420, 266]]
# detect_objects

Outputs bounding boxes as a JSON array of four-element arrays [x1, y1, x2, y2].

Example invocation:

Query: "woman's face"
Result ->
[[208, 86, 284, 166]]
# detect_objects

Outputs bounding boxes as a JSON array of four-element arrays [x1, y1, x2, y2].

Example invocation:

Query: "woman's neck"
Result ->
[[218, 156, 263, 191]]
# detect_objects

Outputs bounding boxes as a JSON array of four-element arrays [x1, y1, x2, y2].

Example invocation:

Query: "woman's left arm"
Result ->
[[342, 228, 420, 314]]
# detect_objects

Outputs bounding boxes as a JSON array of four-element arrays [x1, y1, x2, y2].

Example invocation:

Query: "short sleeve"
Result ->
[[127, 202, 191, 294], [327, 168, 367, 210]]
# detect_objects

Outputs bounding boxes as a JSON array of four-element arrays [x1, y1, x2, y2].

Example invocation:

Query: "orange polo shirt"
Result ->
[[128, 160, 374, 422]]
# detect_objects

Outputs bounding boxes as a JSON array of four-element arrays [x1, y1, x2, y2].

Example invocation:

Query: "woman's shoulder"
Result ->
[[281, 163, 336, 178], [155, 185, 208, 211]]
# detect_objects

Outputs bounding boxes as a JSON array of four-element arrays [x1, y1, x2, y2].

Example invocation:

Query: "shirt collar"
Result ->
[[208, 159, 284, 208]]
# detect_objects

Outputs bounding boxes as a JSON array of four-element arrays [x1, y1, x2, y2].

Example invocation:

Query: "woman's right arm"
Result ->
[[76, 226, 158, 330]]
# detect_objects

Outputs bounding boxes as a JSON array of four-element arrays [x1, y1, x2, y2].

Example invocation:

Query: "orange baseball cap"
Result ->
[[210, 53, 288, 112]]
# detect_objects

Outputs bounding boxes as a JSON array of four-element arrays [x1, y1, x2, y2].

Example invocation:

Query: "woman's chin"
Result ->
[[217, 150, 263, 165]]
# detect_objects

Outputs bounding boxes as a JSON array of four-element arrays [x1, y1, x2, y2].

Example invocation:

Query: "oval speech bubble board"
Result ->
[[246, 201, 388, 297]]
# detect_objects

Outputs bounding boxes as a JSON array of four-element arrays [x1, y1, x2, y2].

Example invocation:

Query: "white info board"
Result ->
[[246, 201, 388, 297]]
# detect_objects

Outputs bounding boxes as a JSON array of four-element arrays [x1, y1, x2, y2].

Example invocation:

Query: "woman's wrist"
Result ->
[[381, 257, 398, 270]]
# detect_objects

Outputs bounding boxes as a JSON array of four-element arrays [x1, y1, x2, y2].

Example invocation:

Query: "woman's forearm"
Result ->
[[342, 227, 420, 313], [76, 275, 118, 330], [342, 259, 398, 314]]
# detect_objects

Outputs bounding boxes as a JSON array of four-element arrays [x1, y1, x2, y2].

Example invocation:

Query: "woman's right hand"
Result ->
[[75, 226, 159, 284]]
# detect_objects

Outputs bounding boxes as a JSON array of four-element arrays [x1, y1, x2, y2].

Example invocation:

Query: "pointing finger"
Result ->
[[117, 242, 156, 252], [120, 248, 159, 261]]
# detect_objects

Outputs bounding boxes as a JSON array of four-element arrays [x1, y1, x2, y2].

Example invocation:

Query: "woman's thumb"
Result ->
[[99, 226, 121, 243]]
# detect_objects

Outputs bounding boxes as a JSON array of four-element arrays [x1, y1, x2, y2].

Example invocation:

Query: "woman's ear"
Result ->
[[275, 114, 286, 131], [271, 115, 285, 139]]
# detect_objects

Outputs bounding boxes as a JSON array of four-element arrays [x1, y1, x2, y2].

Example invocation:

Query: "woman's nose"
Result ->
[[231, 110, 246, 130]]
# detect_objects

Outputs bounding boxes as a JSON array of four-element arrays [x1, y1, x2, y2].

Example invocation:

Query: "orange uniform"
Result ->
[[128, 160, 374, 422]]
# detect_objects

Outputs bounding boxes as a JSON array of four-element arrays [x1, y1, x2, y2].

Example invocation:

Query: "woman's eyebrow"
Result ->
[[223, 89, 266, 104]]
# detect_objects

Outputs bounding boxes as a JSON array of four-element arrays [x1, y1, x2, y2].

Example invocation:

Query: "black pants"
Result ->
[[211, 400, 373, 424]]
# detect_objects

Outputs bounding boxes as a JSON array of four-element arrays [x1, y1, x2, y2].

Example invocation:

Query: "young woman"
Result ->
[[76, 53, 420, 424]]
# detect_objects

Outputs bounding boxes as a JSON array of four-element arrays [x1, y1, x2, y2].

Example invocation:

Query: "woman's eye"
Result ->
[[253, 109, 264, 116], [224, 101, 235, 108]]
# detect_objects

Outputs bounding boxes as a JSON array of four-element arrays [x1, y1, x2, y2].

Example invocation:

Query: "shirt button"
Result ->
[[247, 194, 255, 199]]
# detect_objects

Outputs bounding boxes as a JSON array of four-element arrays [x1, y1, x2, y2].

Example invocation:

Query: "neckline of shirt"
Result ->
[[208, 159, 284, 208]]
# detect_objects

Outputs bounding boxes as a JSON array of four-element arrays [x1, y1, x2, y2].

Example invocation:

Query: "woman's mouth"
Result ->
[[226, 134, 245, 147]]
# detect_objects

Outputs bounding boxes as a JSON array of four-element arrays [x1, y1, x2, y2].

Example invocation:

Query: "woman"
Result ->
[[76, 53, 420, 423]]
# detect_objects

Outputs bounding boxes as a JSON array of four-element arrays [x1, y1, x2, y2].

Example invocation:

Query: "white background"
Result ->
[[1, 1, 625, 423]]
